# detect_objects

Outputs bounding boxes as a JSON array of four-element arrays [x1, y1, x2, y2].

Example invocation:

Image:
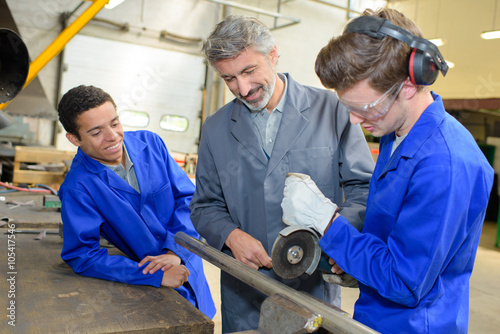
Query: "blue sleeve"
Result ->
[[320, 157, 490, 307], [60, 187, 163, 287]]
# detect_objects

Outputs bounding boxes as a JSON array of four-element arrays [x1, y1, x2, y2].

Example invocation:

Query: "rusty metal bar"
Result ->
[[175, 232, 379, 334]]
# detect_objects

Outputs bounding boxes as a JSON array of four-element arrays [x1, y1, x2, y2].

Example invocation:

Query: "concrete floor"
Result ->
[[203, 220, 500, 334]]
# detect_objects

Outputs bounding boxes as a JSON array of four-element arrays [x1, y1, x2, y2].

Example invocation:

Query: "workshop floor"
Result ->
[[203, 220, 500, 334]]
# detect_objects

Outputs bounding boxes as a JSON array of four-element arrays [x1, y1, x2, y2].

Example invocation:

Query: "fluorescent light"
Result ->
[[429, 38, 445, 47], [481, 30, 500, 39], [105, 0, 125, 9]]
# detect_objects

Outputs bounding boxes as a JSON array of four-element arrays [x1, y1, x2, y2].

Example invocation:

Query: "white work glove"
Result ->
[[281, 173, 338, 236]]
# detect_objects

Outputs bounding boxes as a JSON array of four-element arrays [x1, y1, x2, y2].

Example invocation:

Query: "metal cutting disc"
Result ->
[[271, 228, 320, 279]]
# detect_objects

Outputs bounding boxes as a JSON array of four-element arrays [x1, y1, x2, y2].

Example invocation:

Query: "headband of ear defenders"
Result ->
[[344, 15, 449, 77]]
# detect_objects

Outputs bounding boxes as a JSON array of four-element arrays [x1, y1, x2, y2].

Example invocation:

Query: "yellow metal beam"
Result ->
[[0, 0, 110, 110]]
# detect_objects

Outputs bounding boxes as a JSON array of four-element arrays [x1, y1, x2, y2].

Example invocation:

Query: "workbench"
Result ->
[[0, 192, 214, 333]]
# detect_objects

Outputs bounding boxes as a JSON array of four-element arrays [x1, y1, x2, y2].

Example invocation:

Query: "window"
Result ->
[[160, 115, 189, 132], [119, 110, 149, 128]]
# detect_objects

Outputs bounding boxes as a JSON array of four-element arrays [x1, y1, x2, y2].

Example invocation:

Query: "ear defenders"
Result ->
[[344, 15, 448, 86]]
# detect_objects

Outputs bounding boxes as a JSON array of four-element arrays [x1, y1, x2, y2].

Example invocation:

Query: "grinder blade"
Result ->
[[271, 227, 320, 279]]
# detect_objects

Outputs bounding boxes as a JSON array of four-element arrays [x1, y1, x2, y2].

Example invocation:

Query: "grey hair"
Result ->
[[202, 15, 276, 66]]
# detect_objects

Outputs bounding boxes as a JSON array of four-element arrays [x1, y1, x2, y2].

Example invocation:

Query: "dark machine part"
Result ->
[[0, 0, 64, 121], [272, 226, 322, 279], [175, 231, 379, 334], [0, 28, 29, 104], [272, 225, 334, 280]]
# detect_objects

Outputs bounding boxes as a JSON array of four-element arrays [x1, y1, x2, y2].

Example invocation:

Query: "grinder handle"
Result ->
[[318, 253, 333, 273]]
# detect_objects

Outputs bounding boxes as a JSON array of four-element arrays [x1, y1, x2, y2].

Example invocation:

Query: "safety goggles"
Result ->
[[335, 82, 404, 120]]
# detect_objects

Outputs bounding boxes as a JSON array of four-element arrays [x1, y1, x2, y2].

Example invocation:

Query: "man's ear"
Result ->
[[269, 45, 279, 66], [402, 77, 418, 100], [66, 132, 81, 147]]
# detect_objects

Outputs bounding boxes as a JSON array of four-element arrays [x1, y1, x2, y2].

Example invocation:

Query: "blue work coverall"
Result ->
[[320, 93, 494, 333], [190, 73, 374, 332], [60, 130, 215, 318]]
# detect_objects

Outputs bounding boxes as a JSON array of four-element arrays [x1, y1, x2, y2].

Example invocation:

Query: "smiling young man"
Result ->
[[57, 85, 215, 318], [281, 8, 494, 334], [189, 15, 374, 332]]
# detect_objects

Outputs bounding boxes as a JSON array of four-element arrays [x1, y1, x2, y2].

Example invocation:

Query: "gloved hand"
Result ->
[[281, 173, 338, 236], [322, 273, 359, 288]]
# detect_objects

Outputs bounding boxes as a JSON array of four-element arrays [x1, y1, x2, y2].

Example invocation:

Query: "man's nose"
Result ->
[[103, 127, 119, 140], [237, 77, 252, 97], [349, 112, 364, 125]]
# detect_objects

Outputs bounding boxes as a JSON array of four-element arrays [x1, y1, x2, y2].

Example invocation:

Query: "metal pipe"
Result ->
[[175, 232, 379, 334], [275, 0, 282, 30], [207, 0, 301, 27], [0, 0, 109, 110], [308, 0, 362, 16]]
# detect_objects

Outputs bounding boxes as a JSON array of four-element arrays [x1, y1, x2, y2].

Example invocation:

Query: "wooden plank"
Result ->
[[14, 146, 75, 164], [12, 146, 75, 187], [12, 170, 66, 185], [0, 233, 214, 333]]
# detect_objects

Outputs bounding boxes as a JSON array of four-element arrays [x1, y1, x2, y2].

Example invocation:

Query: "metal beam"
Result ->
[[443, 98, 500, 111], [175, 232, 379, 334]]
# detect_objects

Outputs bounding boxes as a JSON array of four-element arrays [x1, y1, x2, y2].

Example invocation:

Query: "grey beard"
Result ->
[[239, 81, 276, 112]]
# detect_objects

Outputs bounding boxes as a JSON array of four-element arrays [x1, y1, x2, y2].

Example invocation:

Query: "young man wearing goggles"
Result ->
[[281, 8, 494, 334]]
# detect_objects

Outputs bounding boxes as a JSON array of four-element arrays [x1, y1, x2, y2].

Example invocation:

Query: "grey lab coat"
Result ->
[[190, 73, 374, 333]]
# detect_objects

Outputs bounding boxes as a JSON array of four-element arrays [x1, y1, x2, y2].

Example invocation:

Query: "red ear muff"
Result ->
[[408, 48, 440, 86], [409, 49, 417, 85]]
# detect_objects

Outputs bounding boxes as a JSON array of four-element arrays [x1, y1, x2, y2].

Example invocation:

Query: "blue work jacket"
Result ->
[[321, 93, 494, 333], [60, 130, 215, 318]]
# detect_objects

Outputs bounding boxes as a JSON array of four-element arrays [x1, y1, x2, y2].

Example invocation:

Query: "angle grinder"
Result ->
[[271, 225, 359, 288], [271, 225, 331, 279]]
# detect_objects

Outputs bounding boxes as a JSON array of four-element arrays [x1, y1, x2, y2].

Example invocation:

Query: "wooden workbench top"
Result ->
[[0, 192, 214, 333], [0, 191, 63, 229]]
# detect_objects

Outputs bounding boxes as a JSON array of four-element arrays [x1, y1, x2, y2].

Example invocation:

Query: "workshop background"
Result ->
[[1, 0, 500, 333]]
